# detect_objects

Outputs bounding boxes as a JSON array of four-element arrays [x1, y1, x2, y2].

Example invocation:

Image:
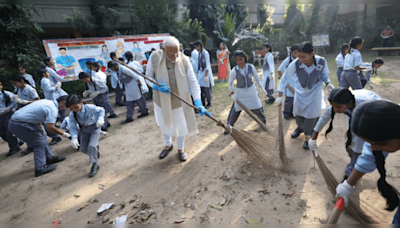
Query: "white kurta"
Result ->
[[146, 54, 201, 137], [229, 64, 266, 111], [262, 52, 275, 90]]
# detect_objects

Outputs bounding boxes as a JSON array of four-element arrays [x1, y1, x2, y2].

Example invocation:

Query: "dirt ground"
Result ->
[[0, 53, 399, 224]]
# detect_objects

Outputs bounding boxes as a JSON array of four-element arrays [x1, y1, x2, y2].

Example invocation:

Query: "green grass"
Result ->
[[28, 185, 33, 191], [10, 212, 23, 221]]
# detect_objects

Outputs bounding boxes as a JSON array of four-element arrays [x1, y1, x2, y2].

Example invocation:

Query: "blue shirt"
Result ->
[[24, 73, 36, 88], [87, 77, 109, 94], [110, 71, 123, 89], [343, 49, 363, 71], [355, 142, 389, 174], [12, 99, 58, 124], [56, 55, 76, 67], [335, 53, 345, 68], [68, 104, 105, 138], [17, 85, 39, 101], [277, 56, 297, 97], [45, 66, 65, 84], [0, 91, 17, 110], [41, 77, 68, 100]]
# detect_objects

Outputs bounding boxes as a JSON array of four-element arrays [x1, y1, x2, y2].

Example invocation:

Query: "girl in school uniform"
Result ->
[[194, 40, 214, 108], [44, 57, 69, 123], [276, 41, 335, 150], [39, 68, 67, 145], [107, 60, 148, 124], [340, 37, 366, 90], [9, 73, 40, 156], [335, 100, 400, 224], [262, 42, 276, 104], [16, 65, 36, 89], [0, 80, 21, 157], [335, 43, 349, 82], [107, 52, 126, 106], [277, 43, 299, 119], [79, 72, 112, 131], [224, 50, 268, 135], [358, 58, 384, 89], [67, 94, 104, 178], [309, 88, 381, 181]]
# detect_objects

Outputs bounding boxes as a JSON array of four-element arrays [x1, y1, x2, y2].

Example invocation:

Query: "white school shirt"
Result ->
[[343, 49, 363, 71], [196, 49, 214, 88], [277, 56, 296, 97], [277, 56, 330, 119], [17, 84, 39, 101], [262, 52, 275, 90], [335, 53, 345, 68]]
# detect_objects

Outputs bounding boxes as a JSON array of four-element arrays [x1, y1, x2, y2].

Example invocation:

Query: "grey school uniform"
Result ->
[[8, 100, 60, 170], [45, 66, 69, 122], [313, 89, 381, 176], [87, 77, 112, 128], [68, 104, 105, 164], [0, 91, 19, 151], [335, 53, 345, 82], [227, 64, 266, 126], [340, 49, 363, 90]]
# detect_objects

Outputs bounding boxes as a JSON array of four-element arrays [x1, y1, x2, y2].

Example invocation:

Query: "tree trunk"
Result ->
[[306, 4, 321, 38]]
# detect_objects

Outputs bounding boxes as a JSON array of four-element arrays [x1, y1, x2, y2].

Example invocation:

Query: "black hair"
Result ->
[[86, 60, 93, 66], [124, 51, 133, 64], [151, 48, 155, 51], [59, 47, 66, 51], [102, 44, 107, 49], [183, 49, 191, 57], [325, 88, 356, 150], [289, 43, 300, 64], [263, 42, 273, 53], [66, 94, 83, 129], [372, 57, 384, 75], [79, 72, 96, 91], [193, 40, 203, 52], [92, 62, 101, 72], [44, 57, 52, 66], [340, 43, 349, 59], [298, 41, 316, 66], [110, 52, 117, 60], [348, 36, 364, 54], [37, 68, 48, 82], [351, 100, 400, 211], [189, 42, 195, 51], [233, 50, 248, 63], [107, 61, 119, 70], [17, 64, 25, 70], [56, 95, 68, 103], [9, 73, 36, 93], [0, 79, 11, 107]]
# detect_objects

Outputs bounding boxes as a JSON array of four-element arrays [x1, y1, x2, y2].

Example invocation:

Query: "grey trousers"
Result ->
[[126, 96, 148, 119], [201, 86, 212, 106], [227, 102, 266, 126], [284, 97, 294, 113], [57, 109, 66, 123], [336, 67, 343, 82], [264, 77, 275, 100], [340, 70, 362, 90], [44, 123, 61, 140], [295, 115, 319, 136], [345, 151, 361, 177], [0, 112, 19, 150], [114, 85, 124, 105], [79, 123, 100, 164], [93, 93, 110, 127], [8, 120, 55, 169]]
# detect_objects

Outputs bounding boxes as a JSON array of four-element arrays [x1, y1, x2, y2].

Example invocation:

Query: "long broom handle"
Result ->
[[326, 198, 345, 224], [112, 58, 223, 125]]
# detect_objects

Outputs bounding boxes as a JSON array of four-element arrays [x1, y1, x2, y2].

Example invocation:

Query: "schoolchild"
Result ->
[[340, 37, 366, 90], [262, 42, 276, 104]]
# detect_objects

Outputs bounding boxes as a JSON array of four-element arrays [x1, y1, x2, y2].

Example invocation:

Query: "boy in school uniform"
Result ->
[[8, 96, 70, 177], [108, 61, 149, 124], [92, 62, 117, 118], [80, 72, 112, 131]]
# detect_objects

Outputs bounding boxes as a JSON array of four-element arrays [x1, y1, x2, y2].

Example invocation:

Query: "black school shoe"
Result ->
[[137, 113, 149, 118], [303, 140, 309, 150], [88, 164, 100, 178], [21, 148, 33, 156], [283, 112, 291, 119], [121, 117, 133, 124], [108, 114, 117, 119], [159, 145, 173, 159], [5, 147, 21, 157], [291, 128, 303, 138], [179, 152, 187, 162], [49, 137, 62, 146], [18, 140, 25, 147], [47, 156, 66, 165], [35, 164, 57, 177], [101, 126, 108, 132], [265, 98, 275, 104]]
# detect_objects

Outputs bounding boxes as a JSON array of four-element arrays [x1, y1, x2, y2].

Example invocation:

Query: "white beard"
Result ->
[[165, 53, 179, 64]]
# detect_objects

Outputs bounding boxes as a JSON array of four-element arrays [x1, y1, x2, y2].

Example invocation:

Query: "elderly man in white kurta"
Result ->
[[146, 36, 210, 162]]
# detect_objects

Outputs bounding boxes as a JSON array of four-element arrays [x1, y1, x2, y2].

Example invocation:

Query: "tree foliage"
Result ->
[[64, 8, 97, 31], [224, 4, 248, 27], [283, 4, 306, 45], [0, 4, 44, 90], [305, 4, 321, 38], [185, 4, 224, 36]]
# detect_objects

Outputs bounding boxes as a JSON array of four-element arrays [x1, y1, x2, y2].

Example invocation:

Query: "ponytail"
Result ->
[[325, 108, 336, 141], [348, 37, 364, 54], [263, 42, 273, 53], [372, 150, 399, 211], [124, 51, 133, 64]]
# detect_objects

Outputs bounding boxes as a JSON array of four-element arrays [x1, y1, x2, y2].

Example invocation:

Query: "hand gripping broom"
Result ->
[[113, 58, 278, 170]]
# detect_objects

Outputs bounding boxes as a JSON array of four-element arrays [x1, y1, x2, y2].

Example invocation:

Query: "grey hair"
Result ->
[[163, 36, 180, 48]]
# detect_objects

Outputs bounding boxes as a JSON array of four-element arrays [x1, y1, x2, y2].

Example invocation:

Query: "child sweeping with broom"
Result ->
[[223, 50, 268, 135], [309, 88, 381, 182], [335, 99, 400, 224], [276, 41, 334, 150]]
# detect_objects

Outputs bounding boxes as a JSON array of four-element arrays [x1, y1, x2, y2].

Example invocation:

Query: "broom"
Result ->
[[310, 148, 377, 224], [113, 58, 278, 170], [235, 99, 271, 134], [277, 103, 290, 171], [326, 198, 345, 224]]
